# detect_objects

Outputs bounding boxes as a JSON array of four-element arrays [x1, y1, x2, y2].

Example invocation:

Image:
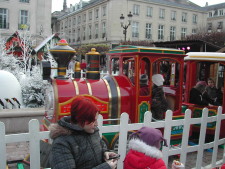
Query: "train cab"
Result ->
[[107, 45, 186, 124], [183, 52, 225, 138]]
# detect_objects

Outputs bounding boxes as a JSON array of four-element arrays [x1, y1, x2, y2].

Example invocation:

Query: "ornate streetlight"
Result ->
[[120, 11, 133, 41]]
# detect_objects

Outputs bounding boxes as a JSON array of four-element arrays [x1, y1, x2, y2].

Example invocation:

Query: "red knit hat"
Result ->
[[70, 96, 99, 126]]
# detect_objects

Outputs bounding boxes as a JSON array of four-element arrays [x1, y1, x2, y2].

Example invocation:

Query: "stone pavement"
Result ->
[[6, 142, 224, 169]]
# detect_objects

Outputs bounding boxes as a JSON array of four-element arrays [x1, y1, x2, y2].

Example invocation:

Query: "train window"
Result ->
[[139, 57, 150, 96], [111, 58, 119, 75], [153, 60, 180, 87], [122, 57, 135, 85]]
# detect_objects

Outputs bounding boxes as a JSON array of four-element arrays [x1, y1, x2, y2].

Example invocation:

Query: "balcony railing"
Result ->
[[18, 24, 30, 30]]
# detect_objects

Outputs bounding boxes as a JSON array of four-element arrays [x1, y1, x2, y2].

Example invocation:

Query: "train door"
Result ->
[[137, 57, 151, 122], [152, 59, 184, 115]]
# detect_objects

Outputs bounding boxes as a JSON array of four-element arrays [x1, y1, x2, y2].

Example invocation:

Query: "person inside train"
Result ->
[[206, 78, 218, 103], [151, 74, 169, 120], [140, 74, 150, 96], [49, 96, 118, 169], [215, 85, 224, 106], [189, 81, 214, 106]]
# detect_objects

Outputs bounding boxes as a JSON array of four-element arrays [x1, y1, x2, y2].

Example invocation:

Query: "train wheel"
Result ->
[[110, 131, 135, 153]]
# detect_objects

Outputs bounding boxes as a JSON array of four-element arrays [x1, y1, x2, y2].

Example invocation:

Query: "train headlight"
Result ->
[[45, 85, 54, 119]]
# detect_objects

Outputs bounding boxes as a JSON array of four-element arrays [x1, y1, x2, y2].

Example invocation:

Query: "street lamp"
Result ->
[[120, 11, 133, 41]]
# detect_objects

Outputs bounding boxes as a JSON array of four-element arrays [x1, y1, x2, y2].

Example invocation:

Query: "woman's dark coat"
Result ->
[[49, 116, 111, 169], [151, 85, 168, 120]]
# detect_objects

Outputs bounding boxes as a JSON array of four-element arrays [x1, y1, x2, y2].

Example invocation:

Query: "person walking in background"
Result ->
[[49, 96, 118, 169], [80, 59, 87, 72], [151, 74, 169, 120]]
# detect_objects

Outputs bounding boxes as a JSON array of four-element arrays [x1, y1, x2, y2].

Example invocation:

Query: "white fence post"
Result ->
[[196, 108, 209, 168], [211, 106, 222, 167], [29, 119, 41, 169], [143, 111, 152, 127], [117, 113, 129, 169], [180, 109, 192, 165], [0, 121, 6, 169], [162, 110, 173, 166]]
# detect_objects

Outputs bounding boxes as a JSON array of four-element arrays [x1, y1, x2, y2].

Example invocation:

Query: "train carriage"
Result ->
[[183, 52, 225, 138]]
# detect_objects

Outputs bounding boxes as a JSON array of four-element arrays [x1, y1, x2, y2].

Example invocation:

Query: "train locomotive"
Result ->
[[41, 39, 189, 149]]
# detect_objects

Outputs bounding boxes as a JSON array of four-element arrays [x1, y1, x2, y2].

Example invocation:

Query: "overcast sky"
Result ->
[[52, 0, 225, 12]]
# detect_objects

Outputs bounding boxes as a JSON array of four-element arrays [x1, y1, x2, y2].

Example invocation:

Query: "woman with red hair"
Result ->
[[49, 96, 118, 169]]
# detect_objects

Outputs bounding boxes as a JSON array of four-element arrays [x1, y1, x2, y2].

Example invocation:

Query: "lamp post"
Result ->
[[120, 11, 133, 42]]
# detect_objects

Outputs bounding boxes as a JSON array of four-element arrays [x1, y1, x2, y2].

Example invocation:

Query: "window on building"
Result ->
[[89, 11, 92, 20], [95, 23, 98, 39], [145, 23, 152, 39], [83, 14, 86, 22], [218, 22, 223, 29], [65, 20, 67, 28], [61, 22, 63, 30], [158, 24, 164, 40], [133, 4, 140, 15], [69, 18, 71, 27], [214, 10, 218, 16], [193, 14, 197, 24], [209, 12, 212, 18], [20, 0, 29, 2], [89, 25, 92, 39], [0, 8, 8, 29], [102, 6, 106, 16], [181, 28, 187, 39], [132, 21, 139, 37], [146, 7, 152, 17], [192, 29, 197, 35], [170, 26, 176, 41], [159, 9, 165, 19], [95, 8, 99, 19], [182, 12, 187, 22], [171, 11, 176, 21], [102, 22, 106, 38], [73, 17, 76, 25], [19, 10, 29, 29], [208, 23, 212, 32], [83, 27, 86, 40], [219, 9, 224, 16], [73, 29, 76, 41], [77, 28, 80, 42], [78, 16, 81, 24]]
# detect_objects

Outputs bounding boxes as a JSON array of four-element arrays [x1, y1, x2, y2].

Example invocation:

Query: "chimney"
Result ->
[[63, 0, 67, 12], [49, 39, 76, 79]]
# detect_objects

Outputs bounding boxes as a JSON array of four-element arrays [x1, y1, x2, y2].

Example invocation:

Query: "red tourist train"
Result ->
[[41, 39, 225, 149]]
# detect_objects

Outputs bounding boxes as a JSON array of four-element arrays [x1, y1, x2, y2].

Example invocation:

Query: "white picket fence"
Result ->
[[1, 107, 225, 169]]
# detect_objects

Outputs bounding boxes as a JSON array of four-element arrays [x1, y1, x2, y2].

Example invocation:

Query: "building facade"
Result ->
[[205, 3, 225, 33], [52, 0, 225, 48], [0, 0, 52, 45]]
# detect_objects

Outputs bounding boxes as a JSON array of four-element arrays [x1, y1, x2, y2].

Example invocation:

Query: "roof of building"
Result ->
[[204, 3, 225, 10], [34, 34, 60, 53]]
